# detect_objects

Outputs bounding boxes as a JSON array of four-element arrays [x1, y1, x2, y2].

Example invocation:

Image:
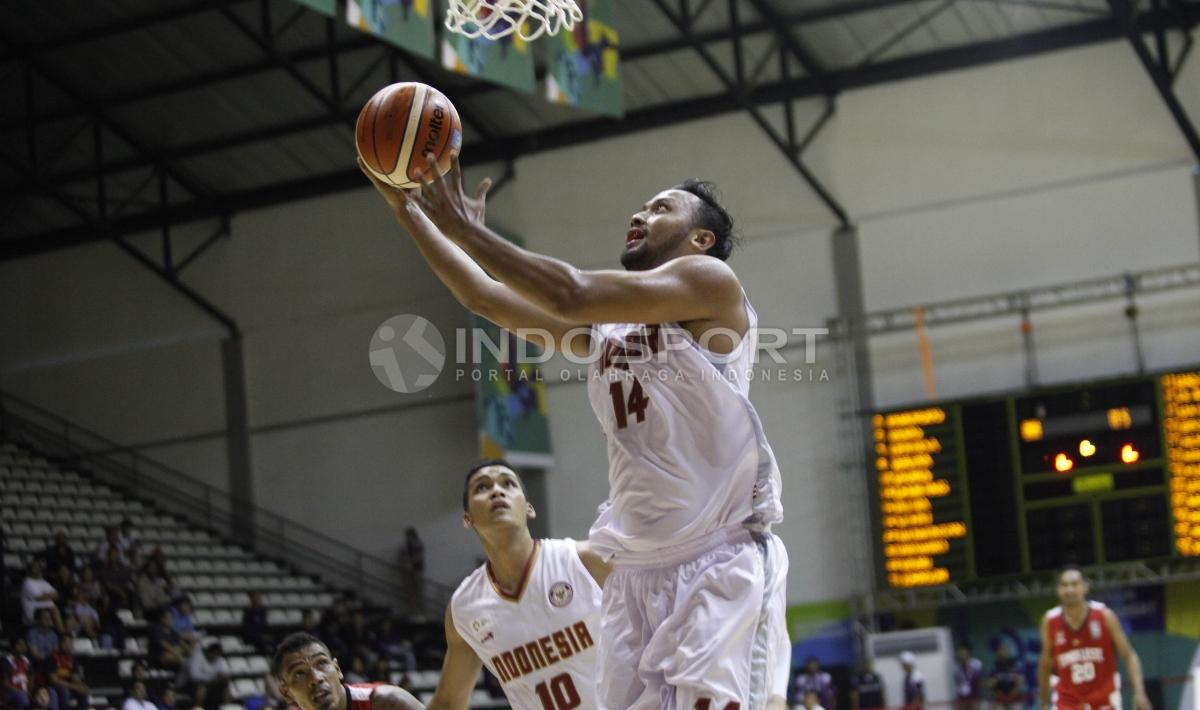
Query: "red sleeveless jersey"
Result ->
[[1045, 602, 1121, 710], [347, 682, 386, 710]]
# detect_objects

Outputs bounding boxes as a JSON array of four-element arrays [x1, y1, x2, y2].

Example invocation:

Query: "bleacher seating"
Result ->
[[0, 440, 498, 709]]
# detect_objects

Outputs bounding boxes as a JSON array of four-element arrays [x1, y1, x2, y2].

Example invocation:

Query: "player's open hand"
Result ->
[[357, 157, 423, 226], [411, 153, 492, 241], [1133, 692, 1152, 710]]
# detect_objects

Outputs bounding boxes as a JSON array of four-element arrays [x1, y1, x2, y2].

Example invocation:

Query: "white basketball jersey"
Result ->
[[586, 296, 783, 560], [451, 539, 602, 710]]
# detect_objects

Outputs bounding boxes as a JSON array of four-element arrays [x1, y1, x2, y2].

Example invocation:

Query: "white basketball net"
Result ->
[[445, 0, 583, 42]]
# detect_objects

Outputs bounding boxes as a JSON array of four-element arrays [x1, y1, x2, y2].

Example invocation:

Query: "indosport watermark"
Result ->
[[369, 316, 831, 393]]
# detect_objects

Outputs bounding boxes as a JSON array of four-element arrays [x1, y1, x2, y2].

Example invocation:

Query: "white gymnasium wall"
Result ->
[[3, 36, 1199, 602]]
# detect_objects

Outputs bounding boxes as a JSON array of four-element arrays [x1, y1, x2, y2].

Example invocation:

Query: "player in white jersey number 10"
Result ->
[[426, 461, 610, 710], [363, 156, 789, 709]]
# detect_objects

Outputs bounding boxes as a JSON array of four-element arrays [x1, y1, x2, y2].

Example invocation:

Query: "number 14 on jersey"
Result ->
[[609, 380, 650, 430]]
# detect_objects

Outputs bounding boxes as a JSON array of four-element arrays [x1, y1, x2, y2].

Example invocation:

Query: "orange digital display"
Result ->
[[1163, 372, 1200, 556]]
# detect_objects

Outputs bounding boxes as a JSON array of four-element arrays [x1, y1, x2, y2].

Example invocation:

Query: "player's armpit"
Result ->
[[371, 685, 424, 710], [425, 605, 485, 710], [552, 255, 744, 330], [573, 541, 612, 588]]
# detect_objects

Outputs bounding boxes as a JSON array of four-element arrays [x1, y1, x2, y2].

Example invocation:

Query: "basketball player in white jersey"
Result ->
[[360, 156, 790, 710], [427, 460, 609, 710]]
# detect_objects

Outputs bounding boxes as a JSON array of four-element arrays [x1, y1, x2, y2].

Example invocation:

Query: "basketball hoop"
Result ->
[[445, 0, 583, 42]]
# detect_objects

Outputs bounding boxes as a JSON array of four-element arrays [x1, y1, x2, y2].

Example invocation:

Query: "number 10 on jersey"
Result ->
[[609, 380, 650, 430]]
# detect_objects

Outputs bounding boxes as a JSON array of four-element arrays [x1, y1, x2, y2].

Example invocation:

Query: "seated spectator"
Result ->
[[794, 656, 836, 710], [300, 609, 318, 634], [184, 638, 230, 710], [39, 532, 77, 575], [803, 690, 827, 710], [987, 643, 1025, 710], [168, 596, 197, 640], [370, 658, 392, 687], [48, 635, 89, 709], [21, 561, 64, 631], [26, 610, 59, 667], [241, 591, 270, 651], [136, 560, 173, 619], [94, 526, 129, 568], [96, 589, 128, 651], [147, 610, 183, 670], [122, 681, 156, 710], [156, 686, 179, 710], [344, 656, 367, 685], [48, 563, 77, 609], [75, 566, 101, 606], [69, 588, 101, 642], [955, 642, 984, 710], [99, 548, 133, 609], [3, 637, 32, 709], [118, 518, 140, 557], [31, 686, 52, 710]]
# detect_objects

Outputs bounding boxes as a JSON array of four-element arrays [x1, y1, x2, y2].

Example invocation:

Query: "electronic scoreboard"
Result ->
[[870, 368, 1200, 589]]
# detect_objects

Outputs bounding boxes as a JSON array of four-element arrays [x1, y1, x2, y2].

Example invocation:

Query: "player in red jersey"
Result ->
[[1037, 566, 1151, 710], [271, 632, 422, 710]]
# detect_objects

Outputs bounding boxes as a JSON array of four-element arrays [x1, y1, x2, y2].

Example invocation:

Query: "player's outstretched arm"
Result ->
[[371, 685, 424, 710], [359, 159, 590, 357], [411, 155, 745, 329], [1037, 616, 1053, 710], [425, 605, 486, 710], [1104, 608, 1151, 710]]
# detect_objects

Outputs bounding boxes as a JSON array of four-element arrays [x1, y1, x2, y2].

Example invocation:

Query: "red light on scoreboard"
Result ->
[[1121, 444, 1140, 464], [1055, 453, 1075, 473]]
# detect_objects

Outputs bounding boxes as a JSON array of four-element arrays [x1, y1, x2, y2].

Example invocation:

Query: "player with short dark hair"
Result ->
[[361, 154, 789, 709], [1037, 566, 1151, 710], [427, 460, 608, 710], [270, 632, 420, 710]]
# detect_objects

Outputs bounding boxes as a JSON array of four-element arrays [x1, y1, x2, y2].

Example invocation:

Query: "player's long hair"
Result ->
[[671, 179, 739, 261]]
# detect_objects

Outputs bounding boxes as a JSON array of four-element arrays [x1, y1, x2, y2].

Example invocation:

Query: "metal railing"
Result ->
[[0, 389, 455, 614]]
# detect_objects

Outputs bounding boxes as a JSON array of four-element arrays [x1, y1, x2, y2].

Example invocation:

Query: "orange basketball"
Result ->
[[356, 82, 463, 189]]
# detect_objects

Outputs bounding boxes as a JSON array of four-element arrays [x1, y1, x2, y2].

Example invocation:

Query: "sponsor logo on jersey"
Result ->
[[489, 621, 595, 684], [1056, 647, 1105, 668], [548, 581, 573, 608], [1056, 631, 1066, 646], [471, 616, 494, 644], [1090, 620, 1101, 639]]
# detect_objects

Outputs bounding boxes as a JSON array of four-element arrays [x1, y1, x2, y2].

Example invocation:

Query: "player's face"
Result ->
[[621, 189, 704, 271], [1056, 570, 1088, 606], [277, 643, 346, 710], [464, 466, 534, 531]]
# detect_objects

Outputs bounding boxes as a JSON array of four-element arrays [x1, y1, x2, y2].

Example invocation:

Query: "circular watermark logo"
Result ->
[[369, 315, 446, 393]]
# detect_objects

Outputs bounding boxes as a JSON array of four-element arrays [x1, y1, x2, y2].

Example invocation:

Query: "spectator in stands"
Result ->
[[269, 631, 420, 710], [39, 531, 78, 575], [987, 642, 1026, 710], [168, 596, 197, 640], [345, 611, 378, 664], [399, 528, 425, 614], [345, 656, 368, 685], [21, 560, 65, 632], [184, 638, 231, 710], [370, 658, 392, 687], [955, 642, 984, 710], [156, 686, 179, 710], [794, 656, 836, 710], [900, 651, 925, 710], [31, 686, 52, 710], [850, 660, 885, 710], [48, 635, 89, 709], [96, 589, 128, 651], [241, 591, 270, 652], [47, 563, 77, 609], [75, 566, 101, 606], [3, 637, 33, 709], [26, 610, 60, 668], [136, 559, 173, 619], [118, 518, 140, 555], [300, 609, 319, 634], [802, 690, 827, 710], [99, 547, 134, 609], [147, 609, 183, 670], [121, 681, 156, 710], [95, 526, 129, 567]]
